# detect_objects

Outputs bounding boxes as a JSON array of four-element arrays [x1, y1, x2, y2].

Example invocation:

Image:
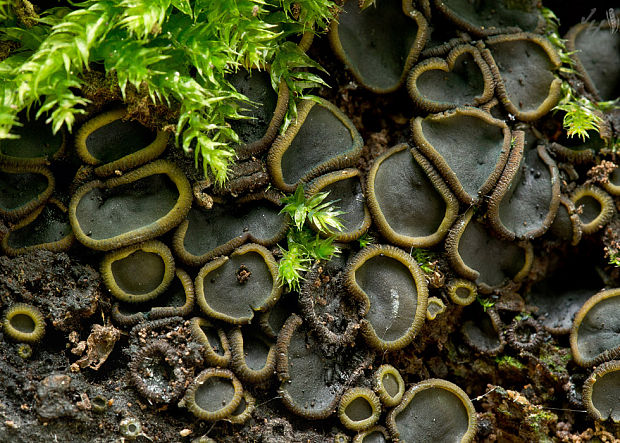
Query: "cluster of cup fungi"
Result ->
[[1, 0, 620, 441]]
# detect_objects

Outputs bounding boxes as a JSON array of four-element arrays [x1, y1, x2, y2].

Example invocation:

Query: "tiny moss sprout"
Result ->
[[277, 184, 344, 291], [409, 248, 437, 274], [357, 232, 374, 249], [544, 7, 619, 142], [477, 296, 496, 312]]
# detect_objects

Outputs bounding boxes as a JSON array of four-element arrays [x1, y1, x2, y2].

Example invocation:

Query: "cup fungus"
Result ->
[[227, 390, 256, 425], [506, 317, 543, 353], [69, 160, 192, 251], [305, 169, 371, 242], [427, 296, 447, 320], [195, 243, 281, 324], [257, 292, 298, 340], [227, 69, 289, 160], [189, 317, 231, 368], [445, 208, 533, 293], [461, 307, 505, 356], [525, 258, 603, 335], [411, 107, 512, 205], [408, 44, 494, 112], [570, 288, 620, 367], [173, 191, 287, 266], [566, 20, 620, 101], [229, 327, 277, 385], [111, 268, 194, 327], [432, 0, 544, 37], [101, 240, 175, 304], [3, 303, 45, 343], [602, 166, 620, 197], [550, 118, 610, 165], [446, 279, 477, 306], [338, 387, 382, 431], [181, 368, 244, 421], [267, 98, 363, 193], [487, 134, 561, 241], [345, 244, 429, 350], [276, 314, 373, 420], [386, 378, 477, 442], [582, 360, 620, 423], [0, 164, 55, 222], [328, 0, 429, 94], [1, 198, 74, 256], [129, 340, 186, 404], [547, 196, 582, 246], [366, 144, 459, 248], [373, 364, 405, 407], [481, 33, 562, 121], [75, 108, 168, 177], [352, 425, 390, 443], [0, 113, 65, 166], [119, 417, 142, 439], [569, 185, 615, 235]]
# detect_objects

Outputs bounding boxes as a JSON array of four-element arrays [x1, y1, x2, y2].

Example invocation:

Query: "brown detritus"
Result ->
[[480, 385, 558, 442], [211, 159, 271, 198], [36, 374, 86, 422], [299, 261, 362, 347], [73, 323, 121, 371], [236, 264, 252, 284], [0, 250, 101, 332], [586, 160, 617, 186], [192, 179, 214, 209]]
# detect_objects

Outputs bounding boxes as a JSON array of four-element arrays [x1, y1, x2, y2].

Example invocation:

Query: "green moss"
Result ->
[[0, 0, 337, 184], [525, 409, 557, 441], [495, 355, 525, 370]]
